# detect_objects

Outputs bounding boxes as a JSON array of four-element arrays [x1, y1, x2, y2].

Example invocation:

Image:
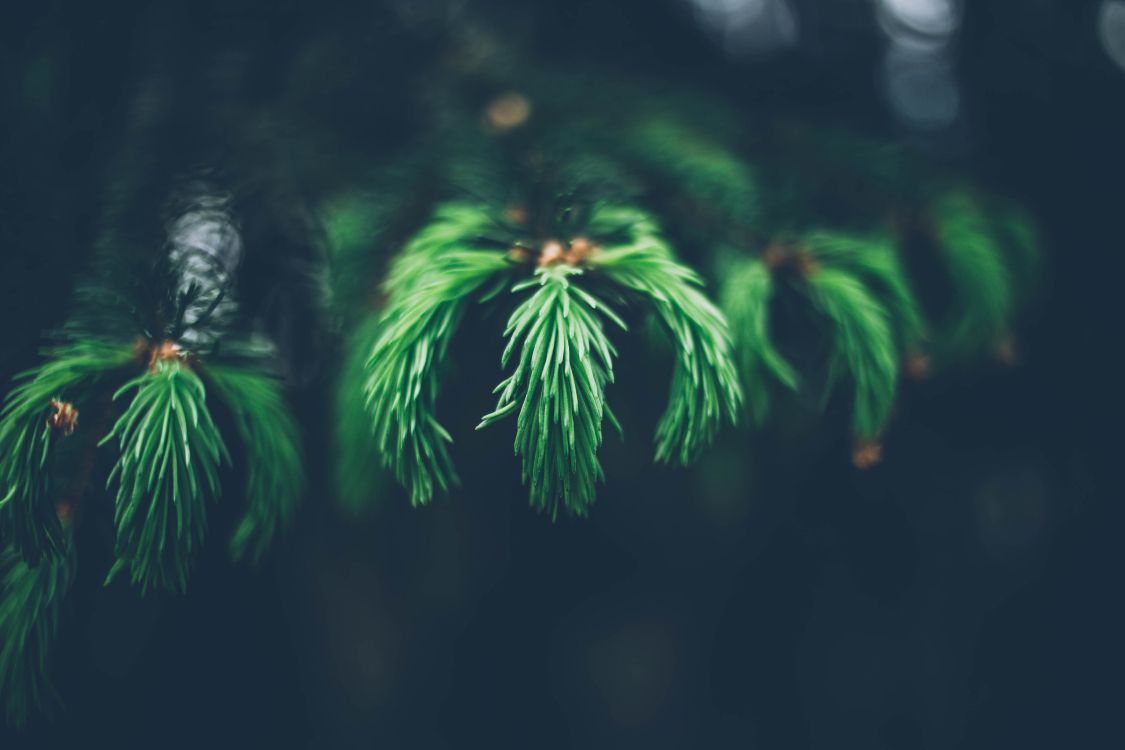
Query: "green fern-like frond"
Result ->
[[203, 364, 302, 565], [806, 268, 898, 439], [101, 358, 230, 593], [803, 232, 927, 354], [930, 190, 1013, 358], [1, 340, 135, 562], [363, 203, 512, 505], [478, 264, 625, 518], [718, 256, 799, 425], [588, 208, 742, 464], [0, 538, 75, 728]]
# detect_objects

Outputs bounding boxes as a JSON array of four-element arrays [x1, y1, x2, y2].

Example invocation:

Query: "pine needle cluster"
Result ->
[[325, 65, 1040, 488], [101, 358, 230, 593], [0, 200, 305, 724], [603, 107, 1041, 463], [479, 264, 624, 518], [0, 540, 75, 728], [337, 173, 742, 515]]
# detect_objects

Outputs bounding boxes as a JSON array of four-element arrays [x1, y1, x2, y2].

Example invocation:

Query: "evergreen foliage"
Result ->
[[0, 186, 305, 724], [323, 57, 1040, 507], [1, 8, 1047, 726], [479, 264, 624, 518], [361, 203, 512, 506], [0, 539, 75, 728], [718, 257, 799, 426], [929, 189, 1016, 359], [346, 180, 742, 516], [0, 340, 136, 563], [101, 358, 230, 593], [205, 363, 303, 564]]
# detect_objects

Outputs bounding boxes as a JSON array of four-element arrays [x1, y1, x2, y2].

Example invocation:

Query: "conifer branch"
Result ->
[[803, 232, 927, 355], [805, 268, 898, 440], [478, 264, 625, 518], [587, 208, 743, 464], [718, 256, 799, 425], [930, 190, 1013, 358], [101, 357, 230, 594], [363, 203, 512, 505], [0, 538, 75, 728], [0, 340, 135, 563], [203, 364, 302, 565]]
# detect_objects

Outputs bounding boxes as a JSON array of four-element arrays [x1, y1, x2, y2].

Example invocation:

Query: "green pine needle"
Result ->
[[719, 256, 799, 425], [203, 364, 303, 566], [806, 268, 899, 439], [1, 340, 135, 563], [804, 232, 927, 354], [363, 203, 511, 505], [0, 539, 75, 728], [588, 207, 743, 464], [101, 358, 230, 594], [478, 264, 625, 518], [931, 190, 1013, 358]]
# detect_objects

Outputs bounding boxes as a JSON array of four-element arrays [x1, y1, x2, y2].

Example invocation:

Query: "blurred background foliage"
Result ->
[[1, 0, 1122, 747]]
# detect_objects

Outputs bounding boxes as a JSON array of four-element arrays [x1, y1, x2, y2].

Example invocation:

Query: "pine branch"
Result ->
[[203, 363, 302, 565], [0, 538, 75, 728], [718, 256, 799, 425], [478, 264, 625, 518], [931, 190, 1013, 358], [587, 207, 743, 464], [803, 232, 927, 354], [363, 203, 512, 505], [101, 358, 230, 593], [806, 268, 898, 439], [0, 340, 135, 563]]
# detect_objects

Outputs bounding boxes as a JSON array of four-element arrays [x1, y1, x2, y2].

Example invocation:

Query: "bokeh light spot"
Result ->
[[1100, 1, 1125, 73]]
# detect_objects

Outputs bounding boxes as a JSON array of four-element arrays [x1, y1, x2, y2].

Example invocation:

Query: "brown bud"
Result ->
[[538, 240, 566, 268], [46, 399, 79, 436], [505, 204, 529, 226], [794, 251, 819, 277], [148, 340, 184, 371], [484, 92, 532, 132], [763, 242, 791, 270], [903, 353, 931, 380], [566, 237, 599, 265], [852, 439, 883, 470]]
